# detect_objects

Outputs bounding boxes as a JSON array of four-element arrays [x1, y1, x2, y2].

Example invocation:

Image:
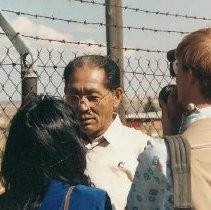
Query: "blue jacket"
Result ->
[[40, 180, 112, 210]]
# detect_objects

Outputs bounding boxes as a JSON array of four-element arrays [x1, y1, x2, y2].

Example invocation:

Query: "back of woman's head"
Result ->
[[1, 94, 88, 196]]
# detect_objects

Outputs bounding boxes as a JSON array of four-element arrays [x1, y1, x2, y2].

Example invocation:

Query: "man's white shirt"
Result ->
[[85, 114, 151, 210]]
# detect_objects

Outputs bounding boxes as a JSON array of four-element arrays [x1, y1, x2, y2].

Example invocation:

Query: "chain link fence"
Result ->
[[0, 47, 172, 158], [1, 0, 194, 162], [1, 0, 211, 197]]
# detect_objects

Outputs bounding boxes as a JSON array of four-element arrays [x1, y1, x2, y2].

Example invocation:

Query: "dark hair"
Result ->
[[159, 84, 176, 105], [176, 28, 211, 100], [0, 94, 90, 209], [63, 55, 121, 92], [167, 49, 176, 77]]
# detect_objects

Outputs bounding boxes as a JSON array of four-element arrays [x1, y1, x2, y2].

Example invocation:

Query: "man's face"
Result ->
[[175, 60, 190, 106], [65, 65, 121, 139], [167, 87, 183, 134]]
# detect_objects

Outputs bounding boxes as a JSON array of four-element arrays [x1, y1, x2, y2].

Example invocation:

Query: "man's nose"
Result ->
[[78, 98, 90, 111]]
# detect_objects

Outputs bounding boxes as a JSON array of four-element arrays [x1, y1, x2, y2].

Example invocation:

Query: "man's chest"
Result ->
[[86, 145, 139, 209], [85, 144, 140, 186]]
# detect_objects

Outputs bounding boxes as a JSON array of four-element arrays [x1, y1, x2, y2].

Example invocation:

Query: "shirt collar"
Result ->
[[182, 106, 211, 131], [85, 137, 107, 150], [85, 113, 122, 149], [102, 113, 123, 145]]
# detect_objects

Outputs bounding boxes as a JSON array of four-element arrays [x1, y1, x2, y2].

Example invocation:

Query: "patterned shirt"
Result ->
[[127, 138, 173, 210], [127, 106, 211, 210]]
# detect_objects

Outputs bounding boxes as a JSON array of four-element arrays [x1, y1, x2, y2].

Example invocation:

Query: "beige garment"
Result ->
[[183, 118, 211, 210], [85, 115, 151, 210]]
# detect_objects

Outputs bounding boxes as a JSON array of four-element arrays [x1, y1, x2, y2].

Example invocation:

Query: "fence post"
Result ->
[[21, 59, 38, 105], [0, 10, 37, 106], [105, 0, 125, 122]]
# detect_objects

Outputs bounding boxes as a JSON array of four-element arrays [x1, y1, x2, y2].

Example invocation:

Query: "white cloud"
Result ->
[[0, 16, 79, 66], [74, 25, 95, 34], [12, 16, 73, 41], [0, 16, 106, 64], [76, 38, 106, 55]]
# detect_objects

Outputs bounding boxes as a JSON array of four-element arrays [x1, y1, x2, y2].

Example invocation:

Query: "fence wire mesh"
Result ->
[[0, 46, 172, 157], [2, 0, 209, 160]]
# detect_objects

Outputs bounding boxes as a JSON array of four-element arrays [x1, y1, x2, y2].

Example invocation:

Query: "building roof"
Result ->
[[125, 111, 162, 119]]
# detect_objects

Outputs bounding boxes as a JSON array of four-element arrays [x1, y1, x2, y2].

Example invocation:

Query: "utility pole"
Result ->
[[105, 0, 125, 121]]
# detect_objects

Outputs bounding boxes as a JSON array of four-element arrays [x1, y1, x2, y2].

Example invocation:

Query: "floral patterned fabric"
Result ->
[[127, 138, 173, 210], [127, 107, 211, 210]]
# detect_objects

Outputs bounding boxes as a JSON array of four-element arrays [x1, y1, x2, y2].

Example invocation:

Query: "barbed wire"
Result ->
[[0, 32, 168, 53], [0, 63, 170, 77], [1, 9, 189, 35], [72, 0, 211, 21], [124, 71, 170, 77]]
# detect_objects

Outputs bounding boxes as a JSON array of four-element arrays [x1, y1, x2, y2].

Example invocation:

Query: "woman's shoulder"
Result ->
[[71, 185, 111, 210], [40, 181, 111, 210], [73, 185, 108, 199]]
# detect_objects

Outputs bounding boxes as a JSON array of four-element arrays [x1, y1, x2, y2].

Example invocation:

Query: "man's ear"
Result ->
[[188, 68, 197, 85], [113, 87, 123, 109]]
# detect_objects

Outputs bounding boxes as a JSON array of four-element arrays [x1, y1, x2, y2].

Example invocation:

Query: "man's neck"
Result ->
[[88, 122, 112, 143], [184, 95, 211, 110], [195, 103, 211, 109], [87, 113, 117, 143]]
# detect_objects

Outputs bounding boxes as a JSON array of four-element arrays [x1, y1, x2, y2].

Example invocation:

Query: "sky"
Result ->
[[1, 0, 211, 53], [1, 0, 211, 101]]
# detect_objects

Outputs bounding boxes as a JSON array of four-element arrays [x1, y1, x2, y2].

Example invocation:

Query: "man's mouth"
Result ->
[[78, 117, 93, 123]]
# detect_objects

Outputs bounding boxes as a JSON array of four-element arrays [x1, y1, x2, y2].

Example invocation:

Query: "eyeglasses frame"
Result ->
[[66, 90, 112, 109]]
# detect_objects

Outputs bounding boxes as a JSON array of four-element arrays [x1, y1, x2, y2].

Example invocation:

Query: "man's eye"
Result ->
[[86, 95, 99, 102], [69, 95, 79, 100]]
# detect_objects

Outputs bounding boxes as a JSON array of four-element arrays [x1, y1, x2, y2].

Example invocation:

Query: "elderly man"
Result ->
[[127, 28, 211, 210], [63, 55, 150, 210]]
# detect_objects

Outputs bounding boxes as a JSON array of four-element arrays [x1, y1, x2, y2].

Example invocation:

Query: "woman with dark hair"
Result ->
[[0, 94, 112, 210], [159, 84, 183, 135]]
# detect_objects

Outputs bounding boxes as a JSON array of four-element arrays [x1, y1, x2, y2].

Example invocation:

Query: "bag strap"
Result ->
[[165, 135, 191, 210], [63, 186, 75, 210]]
